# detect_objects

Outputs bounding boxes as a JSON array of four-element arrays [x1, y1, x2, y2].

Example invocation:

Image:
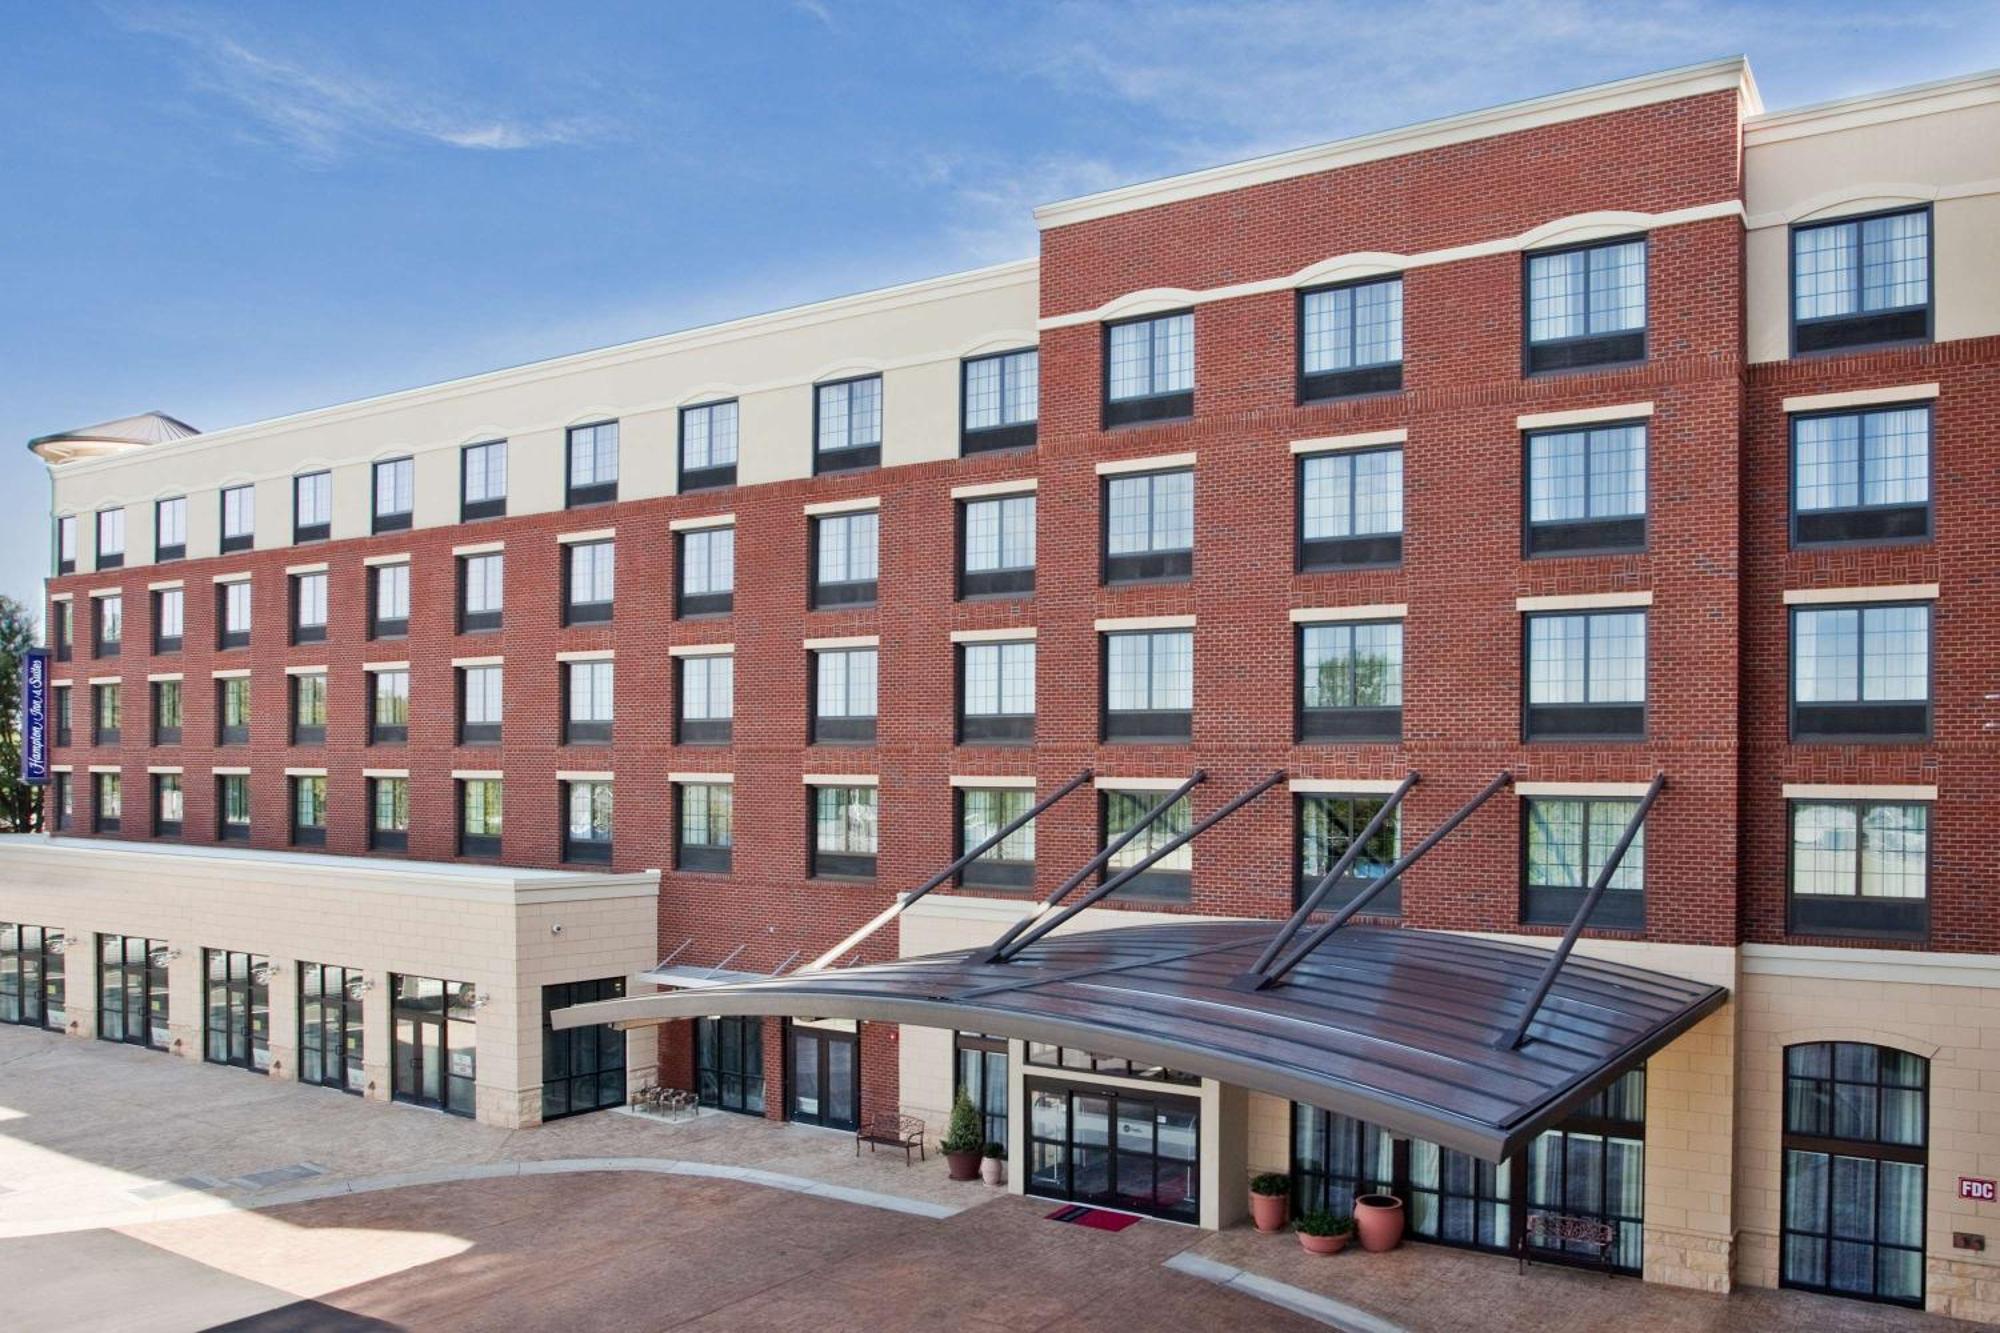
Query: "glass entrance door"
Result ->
[[298, 962, 364, 1094], [97, 935, 170, 1050], [542, 977, 627, 1120], [0, 924, 64, 1030], [392, 973, 478, 1117], [1026, 1081, 1200, 1222], [696, 1015, 766, 1115], [786, 1022, 859, 1131], [203, 950, 270, 1072]]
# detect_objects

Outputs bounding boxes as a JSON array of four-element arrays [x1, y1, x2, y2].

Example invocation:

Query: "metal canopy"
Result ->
[[555, 920, 1725, 1161]]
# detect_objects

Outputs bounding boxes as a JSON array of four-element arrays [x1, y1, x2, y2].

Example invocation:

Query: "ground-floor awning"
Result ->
[[554, 921, 1726, 1161]]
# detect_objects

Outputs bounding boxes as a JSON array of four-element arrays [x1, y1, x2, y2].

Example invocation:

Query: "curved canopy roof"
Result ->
[[555, 920, 1725, 1160], [29, 411, 199, 464]]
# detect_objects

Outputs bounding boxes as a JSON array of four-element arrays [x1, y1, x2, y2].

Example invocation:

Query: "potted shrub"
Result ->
[[940, 1090, 984, 1181], [1353, 1192, 1405, 1252], [1249, 1172, 1291, 1233], [979, 1141, 1006, 1186], [1294, 1211, 1355, 1256]]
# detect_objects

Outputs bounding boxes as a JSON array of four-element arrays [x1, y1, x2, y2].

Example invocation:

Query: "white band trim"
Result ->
[[362, 768, 410, 779], [146, 671, 183, 683], [950, 775, 1037, 789], [285, 561, 328, 575], [285, 767, 328, 778], [1783, 584, 1937, 605], [1096, 615, 1195, 632], [804, 773, 878, 786], [48, 593, 72, 603], [453, 769, 503, 780], [87, 764, 122, 775], [557, 770, 613, 782], [364, 661, 411, 672], [1782, 384, 1939, 414], [146, 765, 183, 775], [554, 650, 611, 663], [1290, 429, 1407, 455], [87, 675, 121, 686], [951, 478, 1039, 500], [212, 765, 251, 776], [1515, 781, 1656, 798], [362, 552, 409, 568], [1093, 776, 1190, 792], [669, 513, 735, 532], [1290, 604, 1406, 624], [1517, 401, 1654, 431], [283, 664, 326, 676], [804, 635, 879, 650], [951, 627, 1036, 643], [557, 527, 615, 544], [147, 578, 184, 591], [803, 496, 880, 516], [1288, 778, 1407, 795], [1516, 591, 1652, 612], [669, 642, 734, 658], [1096, 452, 1196, 476], [1782, 783, 1937, 801], [211, 667, 252, 679], [452, 540, 505, 556], [668, 772, 733, 784], [88, 587, 121, 599], [456, 655, 507, 667], [212, 571, 252, 584]]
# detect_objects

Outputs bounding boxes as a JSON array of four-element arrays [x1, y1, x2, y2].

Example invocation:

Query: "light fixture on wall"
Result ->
[[469, 993, 492, 1009], [47, 934, 78, 955], [345, 976, 377, 1001], [251, 961, 282, 986], [149, 946, 181, 966]]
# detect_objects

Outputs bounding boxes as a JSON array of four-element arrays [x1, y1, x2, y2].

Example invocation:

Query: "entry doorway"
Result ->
[[1027, 1080, 1200, 1222], [785, 1019, 860, 1131], [202, 949, 270, 1072], [391, 974, 478, 1117]]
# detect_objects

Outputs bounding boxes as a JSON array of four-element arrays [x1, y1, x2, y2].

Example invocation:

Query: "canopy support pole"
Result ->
[[803, 767, 1094, 972], [989, 769, 1287, 964], [1496, 772, 1666, 1051], [1241, 771, 1513, 992], [969, 771, 1206, 964]]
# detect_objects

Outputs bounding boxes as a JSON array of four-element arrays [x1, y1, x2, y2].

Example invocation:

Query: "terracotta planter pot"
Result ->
[[1354, 1194, 1405, 1252], [1297, 1231, 1350, 1256], [1250, 1192, 1289, 1233], [944, 1149, 982, 1182], [980, 1156, 1005, 1186]]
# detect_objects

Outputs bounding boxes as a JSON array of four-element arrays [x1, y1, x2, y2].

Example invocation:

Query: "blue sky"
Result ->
[[2, 2, 1996, 615]]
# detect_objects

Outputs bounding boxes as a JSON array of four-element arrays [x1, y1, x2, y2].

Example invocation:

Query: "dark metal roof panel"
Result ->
[[556, 921, 1726, 1160]]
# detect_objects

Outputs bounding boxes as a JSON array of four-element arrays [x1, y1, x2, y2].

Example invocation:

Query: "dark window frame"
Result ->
[[216, 773, 251, 841], [216, 581, 252, 651], [808, 647, 877, 747], [955, 786, 1035, 891], [812, 374, 883, 475], [674, 781, 733, 874], [677, 399, 740, 492], [457, 779, 502, 858], [459, 439, 508, 522], [153, 496, 187, 563], [1295, 620, 1403, 743], [1788, 204, 1934, 358], [561, 659, 615, 747], [1294, 446, 1404, 571], [53, 685, 71, 748], [1784, 799, 1930, 943], [959, 347, 1039, 455], [215, 677, 251, 746], [1100, 468, 1194, 585], [94, 507, 125, 570], [289, 672, 327, 746], [564, 420, 620, 508], [368, 670, 409, 746], [1097, 789, 1193, 902], [1787, 601, 1933, 743], [1296, 275, 1405, 402], [92, 770, 122, 833], [1787, 404, 1934, 549], [371, 456, 415, 534], [1100, 629, 1194, 744], [150, 679, 182, 746], [151, 773, 182, 838], [562, 539, 616, 626], [561, 779, 614, 865], [955, 492, 1036, 600], [152, 588, 183, 655], [290, 775, 327, 847], [368, 563, 410, 640], [1522, 420, 1649, 558], [292, 471, 332, 544], [1521, 234, 1649, 375], [674, 654, 733, 746], [1101, 309, 1195, 427], [808, 512, 878, 610], [56, 514, 76, 574], [456, 552, 503, 634], [368, 776, 410, 852], [91, 683, 121, 747], [807, 784, 877, 882], [92, 595, 122, 658], [219, 485, 256, 554], [1519, 795, 1646, 932], [289, 573, 327, 646], [1521, 610, 1648, 742], [956, 639, 1035, 746], [1294, 792, 1401, 916], [456, 665, 502, 746], [675, 526, 734, 618]]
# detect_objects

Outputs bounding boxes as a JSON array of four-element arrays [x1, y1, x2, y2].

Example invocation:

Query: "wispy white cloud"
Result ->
[[115, 7, 615, 163], [792, 0, 837, 30]]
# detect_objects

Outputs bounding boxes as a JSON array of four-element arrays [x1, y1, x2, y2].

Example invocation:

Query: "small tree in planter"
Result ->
[[1249, 1172, 1291, 1233], [980, 1141, 1006, 1186], [1295, 1211, 1355, 1256], [940, 1090, 984, 1181]]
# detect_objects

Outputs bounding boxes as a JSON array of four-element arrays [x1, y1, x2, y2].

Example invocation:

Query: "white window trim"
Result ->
[[362, 768, 411, 779], [668, 642, 734, 658], [557, 769, 614, 782], [1095, 614, 1196, 632], [1516, 401, 1655, 431], [1290, 604, 1407, 624], [1096, 451, 1197, 476], [453, 769, 504, 780], [211, 571, 252, 585], [146, 765, 183, 776], [363, 660, 411, 672], [1516, 591, 1653, 612], [1515, 781, 1657, 798], [803, 773, 879, 786], [951, 478, 1039, 500], [1782, 783, 1938, 801], [452, 539, 504, 556], [1288, 778, 1408, 795], [1782, 583, 1938, 605], [211, 668, 252, 680], [554, 649, 612, 663], [146, 578, 184, 592], [803, 495, 881, 517], [950, 774, 1036, 789], [362, 552, 411, 568], [285, 561, 329, 576], [669, 512, 736, 532], [668, 771, 734, 784], [1092, 775, 1187, 791], [454, 654, 507, 667], [951, 627, 1037, 643], [804, 635, 880, 650], [1289, 428, 1407, 455], [285, 767, 329, 778], [283, 664, 327, 676], [557, 527, 615, 545], [1781, 383, 1939, 414]]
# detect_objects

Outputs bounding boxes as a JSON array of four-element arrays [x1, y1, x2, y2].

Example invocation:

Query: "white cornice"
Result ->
[[1744, 66, 2000, 147], [1035, 58, 1757, 229]]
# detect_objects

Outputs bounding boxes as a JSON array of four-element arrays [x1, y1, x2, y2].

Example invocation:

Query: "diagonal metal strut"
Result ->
[[1496, 772, 1666, 1051]]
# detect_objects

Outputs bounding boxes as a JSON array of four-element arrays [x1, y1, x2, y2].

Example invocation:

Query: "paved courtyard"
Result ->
[[0, 1028, 1980, 1332]]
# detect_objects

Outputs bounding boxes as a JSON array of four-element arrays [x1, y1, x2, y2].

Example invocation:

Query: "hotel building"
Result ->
[[9, 57, 1999, 1320]]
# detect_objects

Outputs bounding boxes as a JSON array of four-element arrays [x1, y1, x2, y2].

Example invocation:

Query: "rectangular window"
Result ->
[[810, 784, 877, 880], [959, 639, 1034, 744], [1790, 603, 1930, 741], [676, 782, 733, 872], [154, 497, 187, 562], [961, 348, 1039, 453], [1297, 447, 1402, 570], [218, 580, 252, 650], [566, 421, 620, 507], [564, 540, 615, 624], [1791, 406, 1931, 546], [153, 773, 183, 837], [372, 457, 414, 533], [1523, 796, 1645, 929], [677, 654, 733, 745], [151, 679, 182, 745], [56, 514, 76, 574], [1103, 469, 1193, 583], [811, 648, 877, 745], [370, 669, 409, 744], [459, 778, 503, 856], [217, 677, 251, 744], [370, 563, 410, 638], [458, 552, 503, 633], [1102, 789, 1192, 900], [810, 511, 878, 609], [1524, 611, 1646, 740], [293, 471, 332, 542], [459, 665, 502, 745], [1104, 311, 1194, 425], [291, 572, 327, 644], [959, 493, 1035, 599], [461, 440, 508, 521], [1298, 621, 1402, 741], [220, 484, 255, 552], [1788, 800, 1928, 941], [1791, 206, 1931, 354], [54, 684, 71, 748], [679, 400, 739, 490], [218, 773, 251, 839], [153, 587, 183, 653], [1525, 423, 1647, 555], [95, 508, 125, 569], [370, 776, 410, 851], [53, 601, 71, 663], [93, 683, 121, 746], [1103, 629, 1193, 742], [564, 660, 614, 745], [814, 376, 882, 473], [1299, 277, 1403, 400], [563, 779, 613, 863], [53, 772, 72, 830], [93, 771, 122, 833], [1298, 794, 1401, 914], [291, 775, 327, 846], [94, 594, 122, 657], [1524, 238, 1647, 373], [959, 786, 1035, 890], [291, 672, 328, 745], [677, 527, 734, 617]]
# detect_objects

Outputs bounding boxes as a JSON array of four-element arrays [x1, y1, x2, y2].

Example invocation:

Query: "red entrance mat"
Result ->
[[1045, 1204, 1142, 1232]]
